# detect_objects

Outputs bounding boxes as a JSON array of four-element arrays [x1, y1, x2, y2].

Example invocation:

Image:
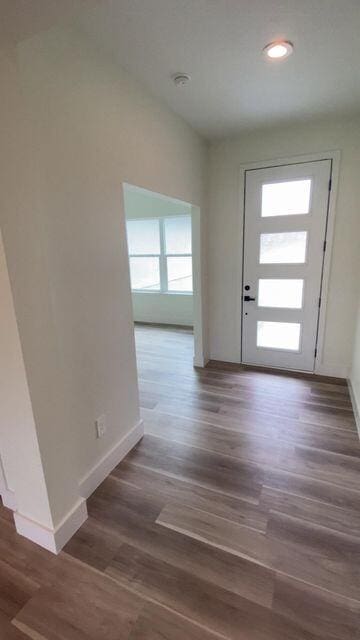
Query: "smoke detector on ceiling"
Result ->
[[172, 73, 191, 87]]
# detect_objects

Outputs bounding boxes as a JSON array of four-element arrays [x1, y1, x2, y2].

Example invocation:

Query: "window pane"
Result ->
[[130, 257, 160, 290], [126, 219, 160, 255], [257, 321, 301, 351], [164, 216, 192, 254], [260, 231, 307, 264], [261, 179, 311, 217], [258, 279, 304, 309], [167, 256, 193, 292]]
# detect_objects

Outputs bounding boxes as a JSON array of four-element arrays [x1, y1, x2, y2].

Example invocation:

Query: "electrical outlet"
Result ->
[[95, 414, 107, 439]]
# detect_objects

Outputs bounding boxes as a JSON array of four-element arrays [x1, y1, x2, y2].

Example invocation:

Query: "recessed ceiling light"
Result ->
[[172, 73, 191, 87], [263, 41, 294, 60]]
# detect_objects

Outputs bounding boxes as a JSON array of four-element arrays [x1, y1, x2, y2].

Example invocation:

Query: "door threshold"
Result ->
[[205, 359, 346, 385]]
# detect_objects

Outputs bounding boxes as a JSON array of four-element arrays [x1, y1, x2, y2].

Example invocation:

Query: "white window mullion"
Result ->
[[166, 253, 191, 259], [159, 218, 168, 293]]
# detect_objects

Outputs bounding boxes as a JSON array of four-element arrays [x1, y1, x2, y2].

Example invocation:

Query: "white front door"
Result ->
[[242, 160, 332, 371]]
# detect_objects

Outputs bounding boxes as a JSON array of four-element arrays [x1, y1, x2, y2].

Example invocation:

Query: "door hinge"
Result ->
[[314, 347, 317, 358], [328, 178, 332, 191], [318, 297, 321, 308], [323, 240, 327, 252]]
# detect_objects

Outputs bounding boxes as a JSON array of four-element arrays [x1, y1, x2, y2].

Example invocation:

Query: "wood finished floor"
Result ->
[[1, 324, 360, 639]]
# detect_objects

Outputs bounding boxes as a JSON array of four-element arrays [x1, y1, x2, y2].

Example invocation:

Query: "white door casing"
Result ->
[[242, 160, 332, 371]]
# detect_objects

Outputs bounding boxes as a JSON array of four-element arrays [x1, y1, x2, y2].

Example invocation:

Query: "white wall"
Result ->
[[0, 25, 207, 545], [132, 294, 193, 327], [351, 301, 360, 409], [0, 229, 52, 526], [123, 187, 194, 326], [208, 117, 360, 376], [1, 57, 85, 533], [350, 298, 360, 434]]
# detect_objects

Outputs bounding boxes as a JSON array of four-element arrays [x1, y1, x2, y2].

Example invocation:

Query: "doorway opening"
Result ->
[[123, 184, 204, 370]]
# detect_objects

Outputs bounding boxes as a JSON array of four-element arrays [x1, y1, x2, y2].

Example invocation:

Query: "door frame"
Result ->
[[122, 183, 207, 368], [238, 150, 341, 375]]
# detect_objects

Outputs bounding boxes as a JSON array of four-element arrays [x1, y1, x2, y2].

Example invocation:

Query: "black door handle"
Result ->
[[244, 295, 256, 302]]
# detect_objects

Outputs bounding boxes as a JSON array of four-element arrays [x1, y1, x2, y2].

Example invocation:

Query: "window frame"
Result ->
[[127, 215, 193, 294]]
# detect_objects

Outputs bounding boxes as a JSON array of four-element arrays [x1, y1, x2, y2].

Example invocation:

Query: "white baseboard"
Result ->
[[348, 378, 360, 441], [193, 355, 209, 368], [0, 487, 16, 511], [0, 456, 17, 511], [315, 363, 349, 379], [14, 498, 88, 554], [12, 420, 143, 554], [79, 419, 144, 499]]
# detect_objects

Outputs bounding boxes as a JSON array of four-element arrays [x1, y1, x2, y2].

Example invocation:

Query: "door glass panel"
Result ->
[[261, 179, 311, 217], [129, 257, 160, 290], [167, 256, 193, 292], [260, 231, 307, 264], [257, 321, 301, 351], [126, 219, 160, 255], [258, 279, 304, 309]]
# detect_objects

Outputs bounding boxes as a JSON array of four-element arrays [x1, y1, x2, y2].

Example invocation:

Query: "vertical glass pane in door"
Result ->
[[258, 279, 304, 308], [257, 321, 301, 351], [261, 180, 312, 217], [260, 231, 307, 264]]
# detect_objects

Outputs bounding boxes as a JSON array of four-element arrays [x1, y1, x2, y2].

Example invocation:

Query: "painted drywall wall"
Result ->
[[124, 187, 193, 326], [0, 24, 207, 535], [0, 229, 53, 527], [131, 294, 193, 326], [0, 47, 82, 528], [208, 118, 360, 376], [350, 297, 360, 430]]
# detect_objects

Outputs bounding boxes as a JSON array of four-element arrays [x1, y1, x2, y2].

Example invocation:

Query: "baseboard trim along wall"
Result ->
[[193, 355, 209, 368], [0, 456, 17, 511], [12, 420, 144, 554], [79, 419, 144, 499], [0, 487, 17, 511], [315, 363, 350, 379], [13, 498, 88, 554], [348, 378, 360, 440]]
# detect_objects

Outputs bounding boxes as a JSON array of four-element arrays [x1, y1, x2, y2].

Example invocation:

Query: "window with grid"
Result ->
[[126, 215, 193, 293]]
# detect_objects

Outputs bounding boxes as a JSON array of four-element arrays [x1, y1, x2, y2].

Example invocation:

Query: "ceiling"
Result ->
[[77, 0, 360, 139], [0, 0, 99, 47], [3, 1, 360, 140]]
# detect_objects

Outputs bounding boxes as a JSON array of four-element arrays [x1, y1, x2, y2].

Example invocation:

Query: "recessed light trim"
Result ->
[[263, 41, 293, 60]]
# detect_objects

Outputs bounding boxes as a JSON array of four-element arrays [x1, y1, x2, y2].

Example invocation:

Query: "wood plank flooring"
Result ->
[[1, 324, 360, 639]]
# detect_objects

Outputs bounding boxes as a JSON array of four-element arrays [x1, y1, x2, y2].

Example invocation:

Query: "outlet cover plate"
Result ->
[[95, 415, 107, 439]]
